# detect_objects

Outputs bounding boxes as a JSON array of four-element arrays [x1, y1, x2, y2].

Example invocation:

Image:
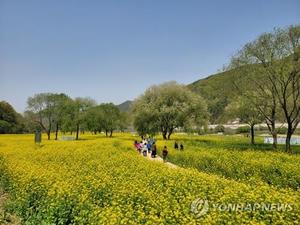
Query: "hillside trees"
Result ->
[[188, 70, 240, 123], [132, 82, 209, 139], [230, 25, 300, 153]]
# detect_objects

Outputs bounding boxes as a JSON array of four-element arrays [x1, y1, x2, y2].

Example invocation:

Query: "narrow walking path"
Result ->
[[141, 152, 178, 169]]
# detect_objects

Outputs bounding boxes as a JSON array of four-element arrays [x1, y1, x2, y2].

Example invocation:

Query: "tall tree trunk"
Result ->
[[110, 130, 113, 137], [271, 98, 277, 149], [105, 130, 108, 137], [267, 118, 277, 150], [76, 124, 80, 140], [167, 128, 174, 140], [167, 130, 172, 139], [55, 123, 59, 140], [272, 131, 277, 150], [250, 124, 255, 145], [286, 124, 293, 154], [162, 131, 167, 140], [47, 116, 52, 140], [70, 131, 73, 135]]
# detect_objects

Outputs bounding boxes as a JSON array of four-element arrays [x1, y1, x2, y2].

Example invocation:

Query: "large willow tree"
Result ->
[[132, 81, 209, 139]]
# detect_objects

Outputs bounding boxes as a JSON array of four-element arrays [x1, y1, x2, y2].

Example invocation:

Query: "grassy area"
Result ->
[[0, 133, 299, 224]]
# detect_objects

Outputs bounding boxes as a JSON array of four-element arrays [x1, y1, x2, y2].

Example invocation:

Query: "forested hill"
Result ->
[[188, 67, 251, 123]]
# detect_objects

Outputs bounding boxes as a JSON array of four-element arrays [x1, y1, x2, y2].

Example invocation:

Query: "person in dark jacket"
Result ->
[[151, 143, 157, 158], [180, 143, 184, 151], [162, 146, 168, 162], [174, 141, 179, 150]]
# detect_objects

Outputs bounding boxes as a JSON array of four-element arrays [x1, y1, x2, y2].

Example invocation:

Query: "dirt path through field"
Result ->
[[140, 152, 178, 168]]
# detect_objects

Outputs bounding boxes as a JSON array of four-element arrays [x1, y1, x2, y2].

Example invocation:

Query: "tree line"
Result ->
[[1, 82, 209, 141], [25, 93, 128, 140]]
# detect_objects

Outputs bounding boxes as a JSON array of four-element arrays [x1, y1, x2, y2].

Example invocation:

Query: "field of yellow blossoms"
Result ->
[[160, 135, 300, 190], [0, 133, 299, 224]]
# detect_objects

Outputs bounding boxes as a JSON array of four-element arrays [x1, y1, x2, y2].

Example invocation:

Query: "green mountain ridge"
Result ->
[[187, 69, 242, 123], [188, 65, 262, 123], [117, 100, 133, 112]]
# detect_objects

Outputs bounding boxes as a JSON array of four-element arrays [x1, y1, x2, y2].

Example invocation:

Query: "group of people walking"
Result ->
[[134, 138, 158, 158], [134, 138, 184, 163]]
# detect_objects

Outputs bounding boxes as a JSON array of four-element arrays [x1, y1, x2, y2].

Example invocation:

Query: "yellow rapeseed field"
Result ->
[[159, 135, 300, 190], [0, 134, 299, 224]]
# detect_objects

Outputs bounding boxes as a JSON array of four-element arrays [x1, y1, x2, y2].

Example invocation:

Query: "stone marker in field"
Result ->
[[34, 131, 42, 143]]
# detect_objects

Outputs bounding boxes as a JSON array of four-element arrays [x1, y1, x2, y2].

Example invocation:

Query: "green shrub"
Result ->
[[214, 125, 225, 133], [0, 120, 12, 134], [224, 128, 235, 135], [236, 126, 250, 134], [277, 127, 288, 134]]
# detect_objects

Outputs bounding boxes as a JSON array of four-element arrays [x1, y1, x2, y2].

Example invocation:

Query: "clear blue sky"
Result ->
[[1, 0, 299, 113]]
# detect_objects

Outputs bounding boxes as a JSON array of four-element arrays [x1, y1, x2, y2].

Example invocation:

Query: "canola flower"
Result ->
[[0, 134, 299, 224]]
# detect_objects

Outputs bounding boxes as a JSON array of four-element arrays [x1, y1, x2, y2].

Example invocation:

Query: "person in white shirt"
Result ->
[[142, 143, 148, 156]]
